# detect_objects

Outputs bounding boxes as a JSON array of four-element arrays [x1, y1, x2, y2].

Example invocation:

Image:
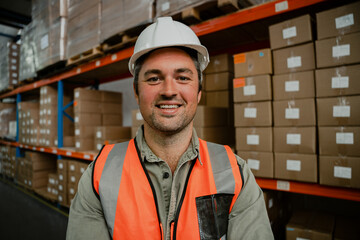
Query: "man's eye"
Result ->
[[178, 76, 190, 81], [147, 77, 160, 82]]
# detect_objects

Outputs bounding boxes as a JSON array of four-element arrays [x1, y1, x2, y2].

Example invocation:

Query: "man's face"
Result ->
[[135, 48, 201, 134]]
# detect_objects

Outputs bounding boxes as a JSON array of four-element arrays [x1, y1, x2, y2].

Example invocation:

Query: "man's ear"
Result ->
[[197, 90, 202, 104], [133, 83, 139, 105]]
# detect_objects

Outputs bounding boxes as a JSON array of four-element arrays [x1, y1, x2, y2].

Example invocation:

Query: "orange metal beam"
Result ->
[[256, 178, 360, 202]]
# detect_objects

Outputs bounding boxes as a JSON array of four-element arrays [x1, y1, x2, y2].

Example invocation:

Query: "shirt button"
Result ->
[[163, 172, 170, 179]]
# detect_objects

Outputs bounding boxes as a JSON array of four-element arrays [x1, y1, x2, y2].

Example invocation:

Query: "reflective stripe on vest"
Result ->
[[93, 138, 242, 240]]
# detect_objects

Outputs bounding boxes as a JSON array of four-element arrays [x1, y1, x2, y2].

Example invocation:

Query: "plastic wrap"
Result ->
[[0, 42, 20, 91], [67, 0, 101, 58], [0, 103, 16, 138], [19, 22, 38, 81], [100, 0, 154, 43]]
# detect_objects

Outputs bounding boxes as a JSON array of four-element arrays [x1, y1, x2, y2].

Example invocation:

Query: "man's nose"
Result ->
[[160, 76, 177, 97]]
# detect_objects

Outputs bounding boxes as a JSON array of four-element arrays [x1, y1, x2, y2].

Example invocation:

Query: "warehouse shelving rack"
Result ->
[[1, 0, 360, 202]]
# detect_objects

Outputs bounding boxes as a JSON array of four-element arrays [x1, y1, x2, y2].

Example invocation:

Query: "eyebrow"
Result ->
[[143, 68, 194, 78], [175, 68, 194, 75]]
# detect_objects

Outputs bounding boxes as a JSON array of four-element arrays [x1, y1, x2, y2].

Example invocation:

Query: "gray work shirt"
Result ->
[[66, 127, 274, 239]]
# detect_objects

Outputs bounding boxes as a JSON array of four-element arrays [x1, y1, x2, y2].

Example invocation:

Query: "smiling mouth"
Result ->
[[157, 104, 180, 109]]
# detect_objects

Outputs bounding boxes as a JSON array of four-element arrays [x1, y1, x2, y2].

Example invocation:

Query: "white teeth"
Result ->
[[159, 105, 179, 109]]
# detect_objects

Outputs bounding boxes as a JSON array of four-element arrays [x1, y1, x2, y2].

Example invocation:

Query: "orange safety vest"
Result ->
[[93, 138, 243, 240]]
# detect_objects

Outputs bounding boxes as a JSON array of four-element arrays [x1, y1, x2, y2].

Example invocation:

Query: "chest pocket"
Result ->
[[196, 193, 234, 240]]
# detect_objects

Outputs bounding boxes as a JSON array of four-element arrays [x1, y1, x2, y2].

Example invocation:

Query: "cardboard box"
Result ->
[[195, 127, 235, 145], [334, 216, 360, 239], [74, 100, 102, 113], [68, 172, 82, 185], [206, 90, 230, 108], [233, 75, 272, 103], [204, 54, 233, 74], [204, 72, 233, 91], [273, 98, 316, 126], [273, 43, 315, 74], [101, 91, 122, 103], [274, 153, 317, 183], [102, 113, 123, 126], [67, 160, 79, 173], [234, 48, 272, 77], [234, 101, 272, 127], [318, 126, 360, 156], [57, 159, 68, 173], [78, 162, 89, 175], [101, 102, 122, 114], [316, 1, 360, 40], [194, 106, 228, 127], [95, 126, 131, 140], [273, 71, 315, 100], [131, 109, 143, 127], [235, 127, 273, 152], [269, 14, 313, 50], [74, 88, 102, 101], [319, 155, 360, 189], [286, 211, 335, 240], [315, 32, 360, 68], [75, 126, 96, 138], [317, 96, 360, 126], [74, 113, 101, 126], [75, 138, 95, 152], [238, 151, 274, 178], [273, 127, 316, 154], [315, 64, 360, 97]]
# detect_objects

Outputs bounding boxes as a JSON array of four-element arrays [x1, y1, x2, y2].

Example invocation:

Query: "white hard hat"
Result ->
[[128, 17, 209, 75]]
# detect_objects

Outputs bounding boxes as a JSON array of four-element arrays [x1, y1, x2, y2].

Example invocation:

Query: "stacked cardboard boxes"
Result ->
[[0, 42, 20, 92], [0, 103, 16, 139], [100, 0, 154, 43], [31, 0, 68, 71], [67, 159, 89, 205], [0, 146, 17, 178], [315, 2, 360, 189], [270, 15, 317, 183], [233, 48, 273, 178], [67, 0, 100, 59], [18, 101, 40, 146], [95, 126, 131, 151], [16, 151, 57, 190], [57, 159, 68, 206], [74, 88, 122, 151], [39, 86, 74, 147], [47, 172, 59, 201]]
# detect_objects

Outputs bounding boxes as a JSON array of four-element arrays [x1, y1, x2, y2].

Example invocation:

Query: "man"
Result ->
[[67, 17, 274, 240]]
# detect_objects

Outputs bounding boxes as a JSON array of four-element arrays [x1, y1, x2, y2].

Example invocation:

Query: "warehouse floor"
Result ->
[[0, 178, 68, 240]]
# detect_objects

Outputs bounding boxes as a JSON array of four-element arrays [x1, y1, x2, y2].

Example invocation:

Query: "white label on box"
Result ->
[[75, 116, 79, 123], [70, 188, 75, 194], [11, 65, 17, 70], [96, 131, 102, 138], [283, 26, 297, 39], [162, 2, 170, 11], [243, 85, 256, 96], [48, 120, 51, 125], [59, 185, 63, 191], [75, 129, 80, 136], [268, 198, 273, 209], [244, 108, 257, 118], [76, 141, 80, 148], [334, 166, 352, 179], [97, 144, 102, 150], [52, 149, 57, 154], [77, 68, 81, 74], [336, 132, 354, 144], [111, 54, 117, 61], [333, 106, 350, 117], [48, 109, 51, 115], [46, 129, 50, 134], [247, 134, 259, 145], [95, 60, 100, 66], [59, 163, 63, 169], [66, 151, 72, 156], [70, 165, 75, 171], [287, 56, 302, 68], [136, 112, 143, 120], [286, 160, 301, 171], [296, 238, 310, 240], [11, 58, 17, 64], [12, 73, 17, 78], [58, 196, 63, 202], [285, 80, 299, 92], [41, 34, 49, 49], [286, 134, 301, 145], [277, 180, 290, 191], [275, 1, 288, 12], [336, 13, 354, 29], [47, 187, 51, 193], [332, 76, 349, 89], [286, 108, 299, 119], [332, 44, 350, 57], [84, 155, 90, 160], [247, 159, 260, 170], [12, 51, 18, 57], [75, 91, 79, 98], [71, 176, 76, 182], [59, 174, 63, 181]]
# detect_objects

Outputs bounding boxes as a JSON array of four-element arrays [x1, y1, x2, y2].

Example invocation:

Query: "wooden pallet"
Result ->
[[170, 0, 240, 25], [37, 60, 67, 79], [67, 46, 103, 66], [102, 34, 138, 53]]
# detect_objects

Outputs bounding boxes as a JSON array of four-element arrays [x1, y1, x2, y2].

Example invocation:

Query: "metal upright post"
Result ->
[[57, 80, 63, 149], [16, 93, 22, 158]]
